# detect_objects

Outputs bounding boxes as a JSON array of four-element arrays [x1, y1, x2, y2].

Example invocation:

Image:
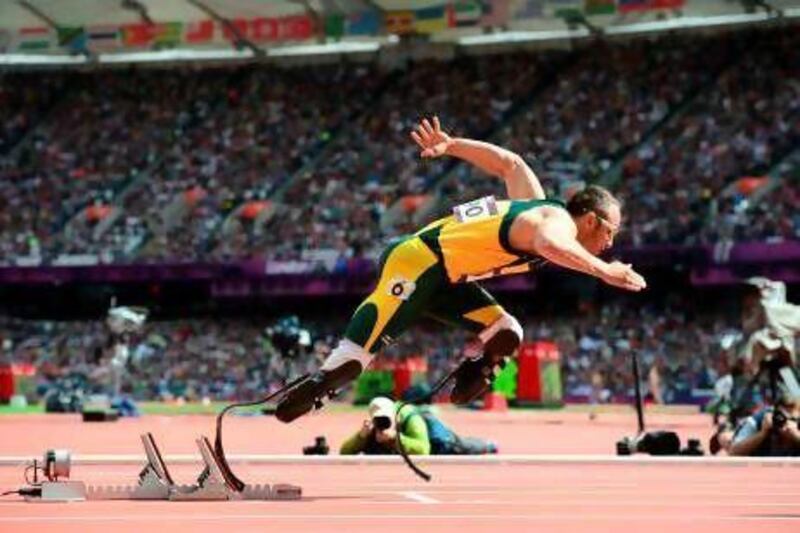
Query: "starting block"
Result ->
[[22, 433, 301, 502]]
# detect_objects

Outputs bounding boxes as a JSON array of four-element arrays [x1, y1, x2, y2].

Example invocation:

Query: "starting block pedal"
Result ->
[[87, 433, 175, 500], [23, 433, 301, 502]]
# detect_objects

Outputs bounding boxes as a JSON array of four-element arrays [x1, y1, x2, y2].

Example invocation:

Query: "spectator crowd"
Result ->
[[0, 26, 797, 267], [0, 300, 751, 405]]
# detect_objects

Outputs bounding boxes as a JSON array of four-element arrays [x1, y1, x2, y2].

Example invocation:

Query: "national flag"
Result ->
[[413, 6, 449, 34], [247, 18, 277, 42], [121, 23, 154, 47], [153, 23, 182, 48], [56, 26, 87, 52], [280, 15, 314, 41], [652, 0, 685, 8], [618, 0, 646, 12], [184, 20, 214, 44], [56, 26, 83, 47], [85, 25, 121, 50], [584, 0, 616, 15], [15, 27, 54, 51], [221, 19, 250, 43], [620, 0, 687, 13], [545, 0, 583, 17], [347, 10, 380, 35], [385, 11, 414, 35], [449, 1, 483, 27], [324, 14, 345, 39]]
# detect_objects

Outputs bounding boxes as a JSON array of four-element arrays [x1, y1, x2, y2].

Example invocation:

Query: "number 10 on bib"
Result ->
[[452, 196, 499, 223]]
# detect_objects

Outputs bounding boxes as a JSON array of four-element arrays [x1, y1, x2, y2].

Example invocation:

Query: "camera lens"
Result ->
[[774, 410, 787, 429], [373, 416, 391, 431]]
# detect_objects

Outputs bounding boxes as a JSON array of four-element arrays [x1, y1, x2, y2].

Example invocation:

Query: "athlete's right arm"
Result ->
[[410, 116, 545, 200], [446, 137, 545, 200], [531, 212, 646, 292]]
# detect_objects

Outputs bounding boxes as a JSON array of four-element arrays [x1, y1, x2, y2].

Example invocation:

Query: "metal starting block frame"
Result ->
[[25, 433, 301, 502]]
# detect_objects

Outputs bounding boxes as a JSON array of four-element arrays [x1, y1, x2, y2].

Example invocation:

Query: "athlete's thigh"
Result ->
[[425, 281, 505, 334], [344, 237, 445, 353]]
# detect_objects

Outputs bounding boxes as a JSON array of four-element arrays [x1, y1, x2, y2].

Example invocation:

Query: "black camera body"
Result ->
[[302, 436, 329, 455], [265, 315, 311, 359], [616, 430, 681, 456], [770, 408, 800, 432], [372, 415, 392, 431], [773, 409, 788, 431]]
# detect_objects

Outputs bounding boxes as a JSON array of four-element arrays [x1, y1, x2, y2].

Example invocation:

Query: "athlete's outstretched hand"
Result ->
[[601, 261, 647, 292], [410, 116, 453, 158]]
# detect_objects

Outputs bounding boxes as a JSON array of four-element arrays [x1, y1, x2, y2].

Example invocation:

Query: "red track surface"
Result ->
[[0, 407, 711, 455], [2, 409, 798, 532]]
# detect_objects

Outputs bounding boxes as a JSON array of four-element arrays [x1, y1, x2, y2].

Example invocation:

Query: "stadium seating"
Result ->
[[0, 299, 731, 404], [0, 26, 797, 266]]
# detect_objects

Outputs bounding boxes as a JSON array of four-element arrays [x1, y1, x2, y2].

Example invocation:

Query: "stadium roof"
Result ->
[[0, 0, 798, 65]]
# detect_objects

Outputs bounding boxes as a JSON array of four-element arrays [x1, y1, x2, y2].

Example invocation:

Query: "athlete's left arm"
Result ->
[[410, 116, 546, 201]]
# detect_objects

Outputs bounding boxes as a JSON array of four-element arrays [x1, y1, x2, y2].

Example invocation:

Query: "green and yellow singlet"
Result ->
[[416, 196, 565, 283], [342, 196, 565, 352]]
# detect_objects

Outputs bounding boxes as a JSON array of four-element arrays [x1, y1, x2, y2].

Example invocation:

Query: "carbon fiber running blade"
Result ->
[[213, 423, 246, 492], [211, 373, 312, 492]]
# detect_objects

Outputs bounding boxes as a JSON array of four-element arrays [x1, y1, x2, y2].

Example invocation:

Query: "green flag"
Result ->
[[324, 14, 345, 39], [584, 0, 616, 15]]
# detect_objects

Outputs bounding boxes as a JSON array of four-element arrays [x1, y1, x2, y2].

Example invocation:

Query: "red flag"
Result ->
[[281, 15, 314, 40], [251, 18, 279, 42], [653, 0, 685, 7], [185, 20, 214, 44], [121, 23, 154, 47], [222, 19, 250, 42]]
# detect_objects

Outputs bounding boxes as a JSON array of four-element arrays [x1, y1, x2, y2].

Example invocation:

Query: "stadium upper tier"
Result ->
[[0, 25, 797, 267]]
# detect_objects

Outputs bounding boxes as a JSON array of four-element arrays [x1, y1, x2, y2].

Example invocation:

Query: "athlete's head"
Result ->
[[566, 185, 621, 255]]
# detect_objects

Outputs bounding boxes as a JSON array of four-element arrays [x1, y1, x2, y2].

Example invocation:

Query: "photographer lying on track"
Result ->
[[728, 396, 800, 456], [340, 397, 497, 456]]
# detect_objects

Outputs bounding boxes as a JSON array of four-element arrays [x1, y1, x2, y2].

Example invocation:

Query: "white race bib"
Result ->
[[452, 196, 499, 224]]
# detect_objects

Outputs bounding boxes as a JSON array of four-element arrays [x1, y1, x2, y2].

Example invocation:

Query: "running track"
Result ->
[[1, 410, 798, 532]]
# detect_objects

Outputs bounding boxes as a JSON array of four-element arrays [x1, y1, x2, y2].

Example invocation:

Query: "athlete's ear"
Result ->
[[589, 211, 602, 231]]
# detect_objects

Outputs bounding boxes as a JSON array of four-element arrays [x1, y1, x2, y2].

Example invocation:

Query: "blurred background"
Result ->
[[0, 0, 797, 428]]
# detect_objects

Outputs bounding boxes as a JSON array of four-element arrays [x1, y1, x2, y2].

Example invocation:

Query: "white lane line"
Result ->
[[357, 482, 642, 489], [0, 514, 799, 523], [2, 454, 800, 466], [400, 491, 440, 504], [365, 489, 800, 497], [361, 500, 800, 508]]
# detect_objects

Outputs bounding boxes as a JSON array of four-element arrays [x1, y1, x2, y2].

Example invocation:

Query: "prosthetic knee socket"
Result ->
[[478, 313, 522, 359], [320, 338, 373, 373]]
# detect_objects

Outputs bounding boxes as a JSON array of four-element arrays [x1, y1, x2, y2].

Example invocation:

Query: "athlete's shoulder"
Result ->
[[511, 197, 566, 209], [517, 199, 574, 232], [509, 197, 567, 218]]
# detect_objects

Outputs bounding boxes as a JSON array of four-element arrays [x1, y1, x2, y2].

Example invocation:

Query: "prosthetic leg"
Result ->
[[275, 339, 371, 423], [450, 314, 522, 404]]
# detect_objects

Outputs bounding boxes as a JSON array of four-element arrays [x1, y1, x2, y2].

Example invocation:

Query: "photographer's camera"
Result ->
[[373, 415, 392, 432]]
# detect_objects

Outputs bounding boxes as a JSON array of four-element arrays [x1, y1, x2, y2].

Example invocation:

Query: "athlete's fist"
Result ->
[[601, 261, 647, 292], [410, 116, 452, 158]]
